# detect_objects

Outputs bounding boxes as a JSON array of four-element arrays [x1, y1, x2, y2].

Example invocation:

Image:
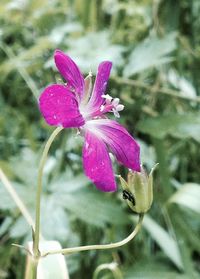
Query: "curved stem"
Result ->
[[33, 127, 63, 259], [42, 214, 144, 257], [93, 263, 123, 279]]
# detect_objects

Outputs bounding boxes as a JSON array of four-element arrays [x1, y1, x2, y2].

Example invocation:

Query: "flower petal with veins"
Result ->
[[86, 61, 112, 113], [39, 84, 85, 128], [54, 50, 85, 98], [84, 119, 141, 172], [83, 130, 117, 192]]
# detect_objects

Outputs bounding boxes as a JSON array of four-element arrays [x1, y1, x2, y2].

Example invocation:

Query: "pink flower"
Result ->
[[39, 50, 140, 192]]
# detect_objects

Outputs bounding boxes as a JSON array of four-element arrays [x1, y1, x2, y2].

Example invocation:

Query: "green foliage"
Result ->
[[1, 0, 200, 278], [141, 215, 183, 269], [123, 32, 177, 76], [169, 183, 200, 214], [137, 113, 200, 142]]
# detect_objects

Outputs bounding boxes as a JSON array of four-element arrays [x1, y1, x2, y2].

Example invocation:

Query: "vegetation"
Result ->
[[0, 0, 200, 278]]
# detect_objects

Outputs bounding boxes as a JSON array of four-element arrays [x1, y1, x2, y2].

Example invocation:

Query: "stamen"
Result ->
[[102, 94, 112, 102], [112, 109, 120, 118], [100, 105, 105, 112], [112, 98, 120, 106], [116, 104, 124, 111], [101, 94, 124, 118]]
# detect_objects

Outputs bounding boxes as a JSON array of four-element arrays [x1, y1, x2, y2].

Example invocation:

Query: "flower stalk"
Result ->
[[92, 263, 123, 279], [41, 213, 144, 257], [32, 127, 63, 277]]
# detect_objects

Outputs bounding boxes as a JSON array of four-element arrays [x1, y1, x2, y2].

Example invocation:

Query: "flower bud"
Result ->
[[119, 164, 158, 213]]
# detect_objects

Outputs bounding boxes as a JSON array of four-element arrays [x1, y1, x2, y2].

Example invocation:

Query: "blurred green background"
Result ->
[[0, 0, 200, 278]]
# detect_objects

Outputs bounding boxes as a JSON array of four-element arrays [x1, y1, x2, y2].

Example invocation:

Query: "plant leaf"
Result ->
[[123, 32, 177, 76], [137, 113, 200, 142], [169, 183, 200, 214], [55, 188, 129, 228], [141, 215, 183, 269]]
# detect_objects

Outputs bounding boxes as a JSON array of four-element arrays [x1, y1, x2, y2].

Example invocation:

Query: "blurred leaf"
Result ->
[[169, 183, 200, 214], [137, 113, 200, 142], [45, 31, 125, 73], [124, 258, 188, 279], [0, 185, 15, 210], [0, 181, 23, 210], [0, 217, 13, 236], [125, 270, 188, 279], [10, 216, 30, 238], [138, 139, 156, 169], [55, 188, 129, 228], [5, 0, 28, 11], [49, 22, 83, 44], [167, 69, 197, 98], [0, 36, 52, 75], [141, 215, 183, 269], [41, 196, 70, 242], [50, 172, 87, 193], [123, 32, 177, 76], [10, 148, 38, 186]]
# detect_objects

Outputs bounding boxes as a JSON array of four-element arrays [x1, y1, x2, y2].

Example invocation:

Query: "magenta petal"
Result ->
[[86, 119, 141, 172], [39, 84, 85, 128], [54, 50, 85, 98], [83, 130, 117, 192], [87, 61, 112, 111]]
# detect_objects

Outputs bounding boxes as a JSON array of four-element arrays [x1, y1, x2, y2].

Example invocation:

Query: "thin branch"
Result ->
[[33, 127, 63, 258], [112, 76, 200, 103], [0, 168, 35, 228]]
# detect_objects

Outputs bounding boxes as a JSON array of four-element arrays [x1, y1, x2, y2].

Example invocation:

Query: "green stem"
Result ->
[[31, 259, 38, 279], [93, 263, 123, 279], [42, 214, 144, 257], [33, 127, 63, 274]]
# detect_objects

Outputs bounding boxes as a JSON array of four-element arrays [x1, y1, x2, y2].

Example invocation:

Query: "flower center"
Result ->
[[80, 93, 124, 121], [99, 94, 124, 118]]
